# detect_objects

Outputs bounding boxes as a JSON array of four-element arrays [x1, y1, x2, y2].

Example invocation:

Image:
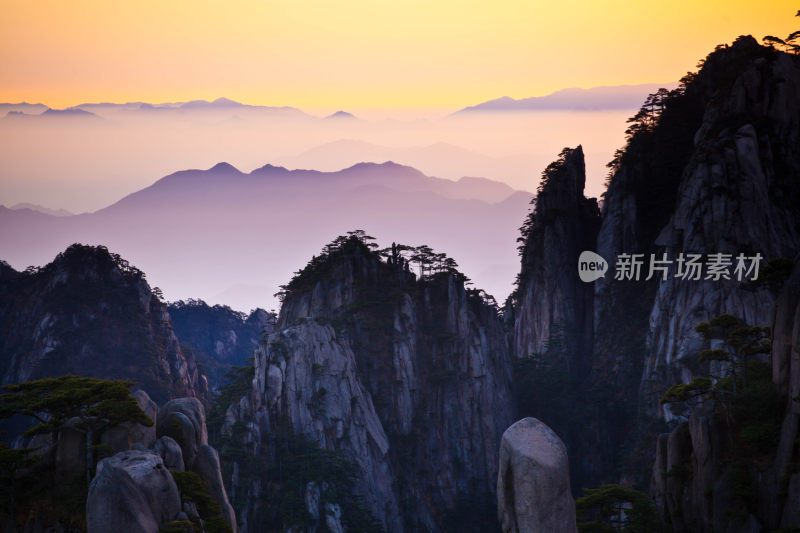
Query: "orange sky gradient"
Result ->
[[0, 1, 797, 111]]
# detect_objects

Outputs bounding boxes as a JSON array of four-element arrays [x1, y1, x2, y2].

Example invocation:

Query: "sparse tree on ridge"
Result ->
[[0, 376, 153, 485], [660, 315, 771, 407], [762, 10, 800, 53]]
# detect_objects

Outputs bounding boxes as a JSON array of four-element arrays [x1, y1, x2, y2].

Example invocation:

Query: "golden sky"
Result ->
[[0, 0, 796, 110]]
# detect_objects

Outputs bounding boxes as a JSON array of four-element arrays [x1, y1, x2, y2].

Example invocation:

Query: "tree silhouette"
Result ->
[[694, 314, 771, 392], [575, 484, 663, 532], [346, 229, 379, 249], [0, 375, 153, 484], [762, 10, 800, 53], [410, 245, 435, 277], [624, 88, 671, 139], [661, 315, 770, 406]]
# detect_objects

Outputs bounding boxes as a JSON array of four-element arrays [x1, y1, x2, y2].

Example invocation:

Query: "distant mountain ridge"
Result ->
[[0, 97, 310, 118], [10, 203, 73, 216], [324, 110, 357, 120], [0, 102, 49, 115], [1, 160, 533, 312], [98, 160, 523, 212], [0, 244, 208, 403], [277, 139, 535, 194], [1, 84, 674, 118], [456, 82, 679, 113]]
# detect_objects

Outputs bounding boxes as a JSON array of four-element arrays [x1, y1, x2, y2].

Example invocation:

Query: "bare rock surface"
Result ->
[[497, 418, 577, 533]]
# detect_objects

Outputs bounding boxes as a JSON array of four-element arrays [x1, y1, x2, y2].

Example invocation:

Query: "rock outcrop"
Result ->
[[195, 445, 237, 533], [650, 259, 800, 532], [154, 435, 185, 471], [615, 37, 800, 531], [0, 244, 208, 403], [157, 397, 209, 470], [86, 395, 237, 533], [513, 145, 600, 371], [55, 389, 159, 477], [497, 418, 577, 533], [87, 450, 181, 533], [511, 35, 800, 527], [101, 389, 159, 452], [224, 236, 514, 532], [638, 38, 800, 420]]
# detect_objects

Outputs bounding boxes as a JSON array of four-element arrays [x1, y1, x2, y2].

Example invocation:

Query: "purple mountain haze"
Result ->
[[1, 161, 534, 312], [456, 82, 679, 113]]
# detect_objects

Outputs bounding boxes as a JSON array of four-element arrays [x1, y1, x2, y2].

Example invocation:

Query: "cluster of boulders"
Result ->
[[85, 394, 237, 533]]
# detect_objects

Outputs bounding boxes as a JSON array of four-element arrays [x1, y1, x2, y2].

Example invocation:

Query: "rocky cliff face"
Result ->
[[0, 244, 208, 404], [591, 37, 800, 420], [168, 300, 275, 389], [509, 146, 614, 490], [87, 396, 237, 533], [511, 36, 800, 503], [638, 38, 800, 419], [513, 146, 600, 372], [601, 39, 800, 527], [223, 236, 514, 532], [650, 259, 800, 532]]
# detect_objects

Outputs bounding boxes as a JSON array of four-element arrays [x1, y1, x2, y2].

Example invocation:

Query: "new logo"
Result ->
[[578, 251, 608, 282]]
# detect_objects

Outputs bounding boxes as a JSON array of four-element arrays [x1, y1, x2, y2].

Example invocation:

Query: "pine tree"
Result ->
[[0, 375, 153, 484]]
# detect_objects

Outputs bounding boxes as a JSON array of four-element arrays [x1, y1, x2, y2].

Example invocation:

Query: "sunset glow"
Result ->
[[1, 0, 796, 111]]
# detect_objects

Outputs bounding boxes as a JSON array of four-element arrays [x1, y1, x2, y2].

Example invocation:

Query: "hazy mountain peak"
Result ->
[[455, 83, 678, 113], [251, 163, 291, 174], [456, 175, 514, 188], [1, 157, 532, 312], [212, 97, 241, 106], [0, 102, 50, 115], [180, 98, 238, 109], [10, 203, 72, 216], [325, 110, 357, 120], [343, 160, 423, 175], [209, 161, 241, 173], [482, 96, 516, 105], [41, 107, 98, 117]]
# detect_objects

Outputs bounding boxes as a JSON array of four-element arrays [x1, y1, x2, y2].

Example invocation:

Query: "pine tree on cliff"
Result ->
[[762, 9, 800, 53], [0, 375, 153, 484], [575, 484, 664, 532], [660, 315, 771, 405]]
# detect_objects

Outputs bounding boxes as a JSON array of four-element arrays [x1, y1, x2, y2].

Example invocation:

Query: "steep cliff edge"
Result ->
[[638, 37, 800, 419], [0, 244, 208, 403], [168, 299, 275, 389], [650, 259, 800, 532], [223, 235, 514, 532], [512, 36, 800, 501], [513, 145, 601, 372], [509, 146, 609, 490], [604, 38, 800, 527]]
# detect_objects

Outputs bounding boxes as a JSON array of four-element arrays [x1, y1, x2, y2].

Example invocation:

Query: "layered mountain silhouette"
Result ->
[[1, 161, 533, 311], [456, 82, 679, 113], [3, 107, 102, 121], [10, 203, 73, 216], [1, 97, 310, 120], [277, 139, 535, 192], [324, 110, 358, 120], [0, 102, 48, 114]]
